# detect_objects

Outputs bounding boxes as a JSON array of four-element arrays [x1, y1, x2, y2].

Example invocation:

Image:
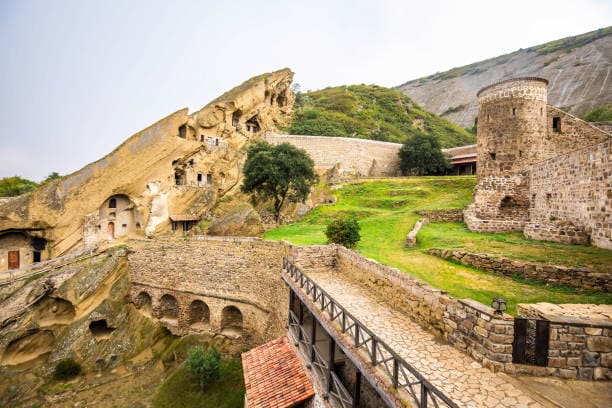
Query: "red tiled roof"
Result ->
[[242, 336, 315, 408]]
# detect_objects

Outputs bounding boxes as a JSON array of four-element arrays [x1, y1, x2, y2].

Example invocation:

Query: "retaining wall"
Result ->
[[428, 248, 611, 292]]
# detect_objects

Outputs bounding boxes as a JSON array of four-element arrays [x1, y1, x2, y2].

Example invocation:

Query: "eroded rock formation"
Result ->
[[0, 68, 294, 260]]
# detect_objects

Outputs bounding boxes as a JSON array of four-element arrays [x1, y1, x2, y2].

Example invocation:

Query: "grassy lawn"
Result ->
[[265, 176, 612, 314], [153, 360, 244, 408]]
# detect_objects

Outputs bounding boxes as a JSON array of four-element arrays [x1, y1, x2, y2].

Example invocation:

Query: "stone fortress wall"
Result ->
[[127, 237, 291, 346], [465, 77, 612, 249], [263, 134, 402, 177]]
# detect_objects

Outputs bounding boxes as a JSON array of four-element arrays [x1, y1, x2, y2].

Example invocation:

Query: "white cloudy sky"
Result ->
[[0, 0, 610, 180]]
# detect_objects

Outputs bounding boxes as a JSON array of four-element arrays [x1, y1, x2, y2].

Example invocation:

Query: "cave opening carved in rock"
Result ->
[[89, 319, 116, 340]]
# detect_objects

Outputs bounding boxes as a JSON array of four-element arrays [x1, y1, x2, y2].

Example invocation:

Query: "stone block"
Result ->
[[583, 351, 601, 367], [548, 357, 566, 368], [587, 336, 612, 352], [474, 325, 489, 338], [578, 367, 594, 380], [559, 368, 577, 379], [594, 367, 610, 380], [566, 357, 582, 367], [601, 352, 612, 368]]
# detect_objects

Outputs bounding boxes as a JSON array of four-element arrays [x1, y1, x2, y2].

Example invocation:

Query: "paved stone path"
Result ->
[[308, 271, 546, 408]]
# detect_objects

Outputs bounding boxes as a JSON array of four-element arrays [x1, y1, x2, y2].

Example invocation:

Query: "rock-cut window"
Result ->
[[109, 198, 117, 208]]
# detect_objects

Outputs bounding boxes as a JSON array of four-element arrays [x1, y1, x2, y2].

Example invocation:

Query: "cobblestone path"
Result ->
[[308, 271, 546, 408]]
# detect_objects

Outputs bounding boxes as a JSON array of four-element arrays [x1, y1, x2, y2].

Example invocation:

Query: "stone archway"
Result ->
[[189, 300, 210, 327], [221, 305, 243, 334], [159, 294, 179, 321], [135, 291, 152, 314]]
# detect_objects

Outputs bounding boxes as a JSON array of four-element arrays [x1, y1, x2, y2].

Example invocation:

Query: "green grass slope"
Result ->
[[265, 177, 612, 314], [284, 84, 476, 147]]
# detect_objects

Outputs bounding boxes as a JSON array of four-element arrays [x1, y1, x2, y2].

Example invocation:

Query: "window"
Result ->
[[512, 108, 516, 116], [540, 107, 543, 116], [109, 198, 117, 208], [487, 114, 490, 123], [519, 150, 523, 158], [197, 173, 203, 185], [552, 117, 561, 132], [178, 124, 186, 138], [200, 135, 205, 142], [207, 174, 212, 185], [215, 138, 219, 146], [33, 251, 41, 263], [489, 152, 496, 160]]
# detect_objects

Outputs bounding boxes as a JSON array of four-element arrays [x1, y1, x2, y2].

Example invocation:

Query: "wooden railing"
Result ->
[[284, 257, 458, 408]]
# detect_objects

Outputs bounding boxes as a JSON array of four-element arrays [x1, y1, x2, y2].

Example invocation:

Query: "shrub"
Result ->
[[186, 345, 221, 393], [53, 358, 81, 381], [325, 215, 361, 248]]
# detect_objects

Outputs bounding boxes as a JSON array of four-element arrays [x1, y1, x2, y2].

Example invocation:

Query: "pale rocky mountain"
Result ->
[[397, 27, 612, 128]]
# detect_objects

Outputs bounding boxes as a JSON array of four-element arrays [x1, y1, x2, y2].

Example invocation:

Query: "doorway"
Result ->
[[108, 222, 115, 239], [8, 251, 19, 269]]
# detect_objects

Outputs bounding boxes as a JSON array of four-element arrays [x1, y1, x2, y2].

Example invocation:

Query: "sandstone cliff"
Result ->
[[397, 27, 612, 128], [0, 68, 294, 256]]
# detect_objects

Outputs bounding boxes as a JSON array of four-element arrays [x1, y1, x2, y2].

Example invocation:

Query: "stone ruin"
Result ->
[[464, 77, 612, 249]]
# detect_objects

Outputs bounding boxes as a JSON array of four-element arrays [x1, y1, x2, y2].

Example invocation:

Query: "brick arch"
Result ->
[[135, 291, 152, 313], [221, 305, 243, 332], [189, 299, 210, 325], [159, 294, 179, 319]]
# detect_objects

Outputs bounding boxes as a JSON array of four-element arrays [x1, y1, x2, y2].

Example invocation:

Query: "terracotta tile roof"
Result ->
[[169, 214, 200, 221], [242, 336, 315, 408]]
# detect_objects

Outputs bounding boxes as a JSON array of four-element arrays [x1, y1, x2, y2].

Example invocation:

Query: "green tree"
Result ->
[[241, 141, 317, 223], [325, 214, 361, 248], [583, 104, 612, 122], [186, 345, 221, 393], [0, 176, 38, 197], [398, 132, 451, 176], [41, 171, 61, 184]]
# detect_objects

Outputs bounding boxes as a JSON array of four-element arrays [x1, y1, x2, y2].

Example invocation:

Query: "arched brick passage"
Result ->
[[135, 291, 152, 313], [189, 300, 210, 325], [159, 294, 179, 319], [221, 305, 243, 332]]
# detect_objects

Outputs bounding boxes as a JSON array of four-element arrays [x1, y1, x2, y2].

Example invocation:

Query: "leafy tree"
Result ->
[[325, 214, 361, 248], [42, 171, 61, 184], [0, 176, 38, 197], [398, 132, 451, 176], [53, 358, 82, 381], [583, 104, 612, 122], [242, 141, 317, 223], [186, 345, 221, 393]]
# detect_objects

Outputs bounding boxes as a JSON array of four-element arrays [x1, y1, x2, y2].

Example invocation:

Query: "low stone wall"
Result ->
[[524, 222, 590, 246], [323, 246, 516, 372], [515, 304, 612, 380], [415, 209, 464, 222], [428, 248, 611, 292], [463, 206, 527, 233]]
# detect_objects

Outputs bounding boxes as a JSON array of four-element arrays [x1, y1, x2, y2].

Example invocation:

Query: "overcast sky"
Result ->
[[1, 0, 610, 180]]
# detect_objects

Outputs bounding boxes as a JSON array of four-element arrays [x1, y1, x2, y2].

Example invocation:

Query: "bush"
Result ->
[[325, 215, 361, 248], [187, 345, 221, 393], [53, 358, 81, 381]]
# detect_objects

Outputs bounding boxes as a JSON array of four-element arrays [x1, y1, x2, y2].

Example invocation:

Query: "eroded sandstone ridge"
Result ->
[[0, 68, 294, 263]]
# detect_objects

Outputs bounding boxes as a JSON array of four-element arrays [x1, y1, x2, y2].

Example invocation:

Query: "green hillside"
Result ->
[[284, 84, 476, 147]]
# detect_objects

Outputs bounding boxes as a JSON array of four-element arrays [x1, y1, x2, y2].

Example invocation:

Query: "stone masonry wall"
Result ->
[[264, 134, 402, 177], [415, 209, 464, 222], [428, 249, 611, 292], [515, 304, 612, 380], [127, 237, 291, 344], [528, 138, 612, 249]]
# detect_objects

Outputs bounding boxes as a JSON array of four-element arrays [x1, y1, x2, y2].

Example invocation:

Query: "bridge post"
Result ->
[[420, 382, 427, 408], [326, 334, 336, 393], [310, 317, 317, 363], [353, 371, 361, 408], [298, 299, 304, 342]]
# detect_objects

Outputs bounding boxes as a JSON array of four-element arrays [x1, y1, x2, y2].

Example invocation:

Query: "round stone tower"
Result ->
[[465, 77, 549, 232]]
